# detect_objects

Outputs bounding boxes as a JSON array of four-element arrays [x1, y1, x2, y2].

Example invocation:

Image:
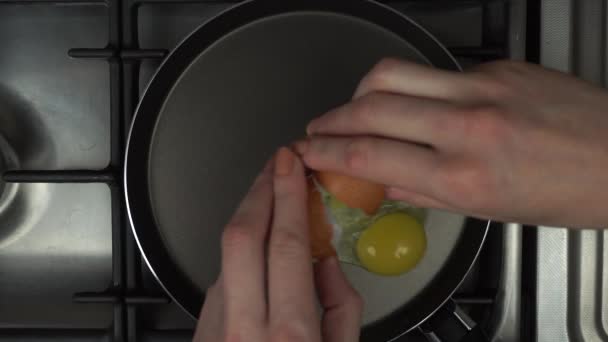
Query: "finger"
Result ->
[[268, 148, 319, 333], [315, 257, 363, 342], [307, 92, 463, 147], [194, 275, 225, 342], [220, 159, 273, 325], [295, 136, 441, 195], [354, 58, 474, 101], [386, 186, 449, 209]]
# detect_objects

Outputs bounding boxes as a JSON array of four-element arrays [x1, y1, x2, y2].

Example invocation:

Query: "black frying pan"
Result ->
[[125, 1, 489, 341]]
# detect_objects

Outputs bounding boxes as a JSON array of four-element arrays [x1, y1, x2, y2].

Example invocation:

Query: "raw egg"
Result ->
[[307, 171, 427, 275], [356, 212, 427, 276], [315, 171, 384, 215]]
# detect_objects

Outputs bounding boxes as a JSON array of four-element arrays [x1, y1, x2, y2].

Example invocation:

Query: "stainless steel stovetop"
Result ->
[[0, 1, 553, 341]]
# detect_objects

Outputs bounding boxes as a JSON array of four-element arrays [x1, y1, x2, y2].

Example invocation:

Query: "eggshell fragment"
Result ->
[[307, 178, 336, 260], [315, 171, 384, 215]]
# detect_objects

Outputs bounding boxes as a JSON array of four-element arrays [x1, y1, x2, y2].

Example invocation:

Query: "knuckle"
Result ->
[[224, 322, 257, 342], [433, 105, 469, 133], [271, 322, 312, 342], [469, 60, 526, 98], [221, 223, 255, 253], [345, 138, 372, 171], [463, 105, 510, 144], [223, 332, 243, 342], [436, 161, 494, 209], [370, 57, 403, 78], [360, 57, 402, 89], [352, 94, 379, 126], [273, 182, 295, 202], [224, 314, 263, 342], [471, 73, 513, 98], [346, 290, 365, 313], [270, 230, 307, 258]]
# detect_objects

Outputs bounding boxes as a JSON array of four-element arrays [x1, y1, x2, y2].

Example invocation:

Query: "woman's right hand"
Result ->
[[297, 59, 608, 228]]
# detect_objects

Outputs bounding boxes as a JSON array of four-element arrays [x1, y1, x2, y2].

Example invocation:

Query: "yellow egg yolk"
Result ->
[[356, 212, 427, 276]]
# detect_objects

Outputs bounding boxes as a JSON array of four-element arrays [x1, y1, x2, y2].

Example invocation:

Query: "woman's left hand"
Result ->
[[193, 148, 363, 342]]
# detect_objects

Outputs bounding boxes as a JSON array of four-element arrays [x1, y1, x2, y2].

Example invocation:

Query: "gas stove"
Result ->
[[0, 1, 528, 341]]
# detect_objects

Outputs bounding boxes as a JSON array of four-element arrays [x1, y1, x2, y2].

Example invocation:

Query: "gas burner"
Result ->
[[0, 141, 6, 199], [0, 134, 21, 247], [0, 134, 18, 205]]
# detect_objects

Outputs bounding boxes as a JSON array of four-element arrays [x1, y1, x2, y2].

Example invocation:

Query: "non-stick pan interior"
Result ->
[[147, 11, 464, 326]]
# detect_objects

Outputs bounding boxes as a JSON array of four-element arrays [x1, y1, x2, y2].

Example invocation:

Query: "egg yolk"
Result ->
[[356, 212, 427, 276]]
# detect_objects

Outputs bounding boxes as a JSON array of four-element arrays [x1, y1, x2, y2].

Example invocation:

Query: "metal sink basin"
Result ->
[[0, 5, 113, 330]]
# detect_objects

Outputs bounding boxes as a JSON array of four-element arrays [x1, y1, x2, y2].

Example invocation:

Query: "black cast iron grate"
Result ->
[[1, 0, 507, 340]]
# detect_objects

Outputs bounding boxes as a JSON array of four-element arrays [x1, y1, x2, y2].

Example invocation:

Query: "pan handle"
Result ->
[[419, 299, 489, 342]]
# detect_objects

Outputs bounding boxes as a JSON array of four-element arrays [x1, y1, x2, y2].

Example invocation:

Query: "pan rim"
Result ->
[[124, 0, 489, 340], [125, 0, 245, 320]]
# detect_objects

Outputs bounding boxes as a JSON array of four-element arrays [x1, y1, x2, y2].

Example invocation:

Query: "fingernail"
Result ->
[[293, 138, 310, 156], [306, 120, 318, 135], [353, 88, 364, 99], [275, 147, 295, 176], [386, 186, 409, 201]]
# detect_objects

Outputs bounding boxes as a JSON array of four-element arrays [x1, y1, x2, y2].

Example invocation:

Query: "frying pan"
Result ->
[[125, 0, 490, 341]]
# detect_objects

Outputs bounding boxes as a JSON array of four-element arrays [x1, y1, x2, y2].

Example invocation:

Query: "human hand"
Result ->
[[193, 148, 363, 342], [296, 59, 608, 228]]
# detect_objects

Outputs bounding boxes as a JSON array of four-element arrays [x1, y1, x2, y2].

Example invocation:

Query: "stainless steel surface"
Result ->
[[541, 0, 607, 84], [0, 135, 21, 248], [0, 184, 112, 327], [537, 227, 570, 341], [537, 228, 608, 342], [573, 230, 608, 341], [508, 0, 527, 60], [540, 0, 572, 72], [0, 6, 110, 170], [571, 0, 607, 86], [0, 5, 112, 329], [0, 137, 6, 197], [489, 223, 522, 342], [538, 1, 608, 341]]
